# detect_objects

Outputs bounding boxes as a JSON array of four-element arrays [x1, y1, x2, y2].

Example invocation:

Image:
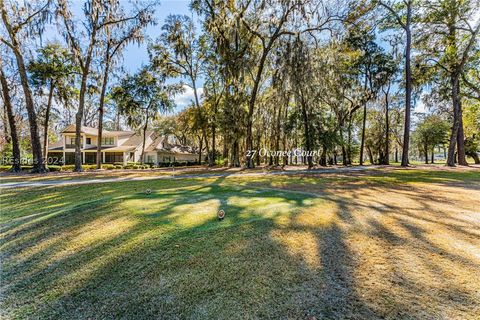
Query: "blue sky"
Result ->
[[122, 0, 193, 73], [122, 0, 202, 111]]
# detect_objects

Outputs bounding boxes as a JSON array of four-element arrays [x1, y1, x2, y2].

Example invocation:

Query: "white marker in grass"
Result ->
[[217, 209, 225, 220]]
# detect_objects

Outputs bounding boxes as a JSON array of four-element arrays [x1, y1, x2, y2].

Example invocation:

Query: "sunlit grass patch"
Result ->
[[0, 168, 479, 319]]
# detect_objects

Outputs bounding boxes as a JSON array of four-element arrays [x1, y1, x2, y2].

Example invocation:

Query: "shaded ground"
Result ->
[[0, 167, 479, 319]]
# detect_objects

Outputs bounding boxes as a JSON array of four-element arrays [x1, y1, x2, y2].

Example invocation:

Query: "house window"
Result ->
[[101, 137, 114, 145], [66, 137, 76, 148], [85, 153, 96, 164], [129, 152, 135, 161], [105, 152, 123, 163], [86, 138, 91, 144]]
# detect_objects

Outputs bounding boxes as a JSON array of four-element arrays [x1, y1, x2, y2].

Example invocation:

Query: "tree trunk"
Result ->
[[468, 151, 480, 164], [191, 77, 209, 166], [2, 11, 45, 172], [0, 66, 21, 172], [222, 136, 228, 160], [348, 117, 353, 165], [424, 143, 428, 164], [431, 147, 434, 163], [245, 48, 270, 168], [457, 112, 467, 165], [74, 71, 89, 171], [198, 135, 203, 164], [360, 102, 367, 165], [367, 146, 374, 165], [209, 123, 216, 166], [299, 95, 313, 168], [73, 27, 97, 172], [401, 7, 412, 167], [320, 146, 327, 167], [230, 139, 240, 167], [256, 133, 262, 166], [140, 111, 149, 164], [384, 89, 390, 165], [342, 145, 347, 166], [97, 53, 110, 169], [2, 102, 10, 144], [447, 73, 461, 166], [43, 80, 54, 161]]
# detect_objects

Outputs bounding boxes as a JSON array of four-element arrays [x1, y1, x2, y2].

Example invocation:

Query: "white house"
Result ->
[[47, 124, 199, 165]]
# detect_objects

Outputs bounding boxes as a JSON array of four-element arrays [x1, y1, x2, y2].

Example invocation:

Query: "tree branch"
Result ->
[[378, 0, 406, 29], [13, 0, 50, 33]]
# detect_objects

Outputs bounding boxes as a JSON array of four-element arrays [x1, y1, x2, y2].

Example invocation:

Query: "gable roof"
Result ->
[[145, 136, 165, 152], [122, 131, 155, 147], [146, 134, 198, 154]]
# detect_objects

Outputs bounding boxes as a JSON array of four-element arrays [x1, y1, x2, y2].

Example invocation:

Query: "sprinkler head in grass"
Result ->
[[217, 209, 225, 221], [145, 188, 152, 195]]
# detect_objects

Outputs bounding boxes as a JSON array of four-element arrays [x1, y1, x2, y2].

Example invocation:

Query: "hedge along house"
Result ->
[[47, 125, 199, 165]]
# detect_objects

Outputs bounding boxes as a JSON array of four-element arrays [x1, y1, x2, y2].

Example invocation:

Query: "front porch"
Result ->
[[47, 151, 135, 165]]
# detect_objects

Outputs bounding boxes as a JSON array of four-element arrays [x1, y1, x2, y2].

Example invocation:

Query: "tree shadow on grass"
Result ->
[[1, 175, 382, 319], [1, 172, 479, 319]]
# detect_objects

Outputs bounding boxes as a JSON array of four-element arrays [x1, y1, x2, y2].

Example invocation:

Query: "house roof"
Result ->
[[123, 131, 154, 147], [145, 136, 165, 152], [83, 146, 136, 152], [147, 134, 198, 155], [48, 140, 63, 150], [61, 124, 133, 137]]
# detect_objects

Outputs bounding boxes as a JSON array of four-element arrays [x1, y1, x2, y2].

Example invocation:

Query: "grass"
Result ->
[[1, 167, 479, 319]]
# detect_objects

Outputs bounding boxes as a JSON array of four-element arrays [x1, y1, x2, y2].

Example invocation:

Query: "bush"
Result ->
[[62, 165, 75, 171], [0, 165, 36, 172], [114, 165, 123, 169], [127, 161, 141, 165], [47, 165, 62, 172], [215, 158, 226, 166], [0, 165, 12, 172], [102, 164, 114, 170]]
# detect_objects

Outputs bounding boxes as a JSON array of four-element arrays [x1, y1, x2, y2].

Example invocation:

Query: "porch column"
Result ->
[[123, 152, 127, 166], [63, 151, 65, 165], [102, 152, 105, 163], [82, 152, 85, 164]]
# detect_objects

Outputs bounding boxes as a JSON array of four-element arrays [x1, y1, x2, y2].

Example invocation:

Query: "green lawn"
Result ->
[[1, 168, 479, 319]]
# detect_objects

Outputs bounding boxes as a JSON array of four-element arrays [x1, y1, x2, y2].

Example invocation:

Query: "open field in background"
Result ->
[[0, 167, 479, 319]]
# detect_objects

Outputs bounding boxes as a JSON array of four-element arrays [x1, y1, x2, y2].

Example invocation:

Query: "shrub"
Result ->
[[62, 165, 75, 171], [127, 161, 141, 165], [114, 165, 123, 169], [47, 165, 62, 172], [102, 164, 114, 170], [0, 164, 37, 172], [0, 165, 12, 172], [215, 158, 226, 166]]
